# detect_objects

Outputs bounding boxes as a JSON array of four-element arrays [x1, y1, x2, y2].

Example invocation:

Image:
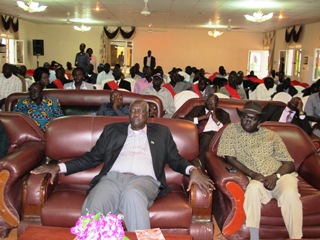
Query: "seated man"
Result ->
[[219, 71, 247, 99], [13, 82, 64, 131], [305, 87, 320, 137], [163, 68, 193, 97], [103, 67, 131, 91], [97, 90, 129, 116], [253, 77, 276, 100], [64, 67, 95, 90], [262, 97, 312, 135], [30, 99, 214, 232], [217, 101, 302, 240], [275, 77, 298, 97], [183, 94, 230, 166], [142, 73, 175, 118], [192, 77, 215, 99]]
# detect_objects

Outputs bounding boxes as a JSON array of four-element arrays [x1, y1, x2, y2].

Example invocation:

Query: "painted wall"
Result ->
[[18, 19, 263, 75], [273, 22, 320, 84]]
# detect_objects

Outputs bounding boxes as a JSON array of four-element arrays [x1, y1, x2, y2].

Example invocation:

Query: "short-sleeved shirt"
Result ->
[[13, 96, 64, 131], [217, 124, 293, 176], [305, 92, 320, 119]]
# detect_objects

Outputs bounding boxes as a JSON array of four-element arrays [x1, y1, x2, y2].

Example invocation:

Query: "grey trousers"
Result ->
[[81, 172, 160, 231]]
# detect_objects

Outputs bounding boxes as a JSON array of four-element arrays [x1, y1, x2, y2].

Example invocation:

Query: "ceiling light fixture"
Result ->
[[17, 0, 47, 13], [141, 0, 150, 16], [74, 24, 91, 32], [208, 29, 223, 38], [244, 9, 273, 23]]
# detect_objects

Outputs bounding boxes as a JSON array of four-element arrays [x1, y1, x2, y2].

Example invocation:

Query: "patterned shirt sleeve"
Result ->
[[270, 131, 294, 162]]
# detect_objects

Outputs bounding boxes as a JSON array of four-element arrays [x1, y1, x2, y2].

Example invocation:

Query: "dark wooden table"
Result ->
[[19, 225, 193, 240]]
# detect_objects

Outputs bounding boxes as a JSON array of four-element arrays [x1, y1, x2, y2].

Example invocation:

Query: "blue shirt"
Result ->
[[13, 96, 64, 131]]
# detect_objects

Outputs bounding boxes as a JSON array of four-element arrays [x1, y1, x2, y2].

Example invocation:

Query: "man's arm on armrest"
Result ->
[[225, 156, 265, 182]]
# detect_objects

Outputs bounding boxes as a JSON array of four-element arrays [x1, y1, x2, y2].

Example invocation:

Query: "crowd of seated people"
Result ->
[[2, 58, 320, 240]]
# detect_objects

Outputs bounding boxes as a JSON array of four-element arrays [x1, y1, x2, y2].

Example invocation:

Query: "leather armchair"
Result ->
[[206, 122, 320, 239], [20, 116, 214, 240], [173, 98, 320, 150], [5, 89, 164, 117], [0, 112, 45, 238]]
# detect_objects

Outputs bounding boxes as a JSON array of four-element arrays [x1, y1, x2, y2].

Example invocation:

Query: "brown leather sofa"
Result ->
[[173, 98, 286, 122], [19, 116, 214, 240], [173, 98, 320, 150], [5, 89, 164, 117], [206, 122, 320, 239], [0, 112, 45, 238]]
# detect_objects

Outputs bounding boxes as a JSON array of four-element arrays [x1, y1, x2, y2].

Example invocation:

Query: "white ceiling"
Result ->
[[1, 0, 320, 32]]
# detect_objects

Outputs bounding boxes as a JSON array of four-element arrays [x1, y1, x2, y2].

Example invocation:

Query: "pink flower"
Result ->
[[71, 212, 127, 240]]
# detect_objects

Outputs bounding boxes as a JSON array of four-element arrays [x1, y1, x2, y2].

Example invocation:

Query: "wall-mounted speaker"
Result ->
[[32, 39, 44, 56]]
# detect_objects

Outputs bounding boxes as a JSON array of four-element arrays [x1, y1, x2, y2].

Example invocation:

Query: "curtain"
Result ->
[[263, 31, 276, 73], [120, 27, 135, 39], [0, 15, 19, 38], [103, 26, 136, 39], [100, 29, 111, 64]]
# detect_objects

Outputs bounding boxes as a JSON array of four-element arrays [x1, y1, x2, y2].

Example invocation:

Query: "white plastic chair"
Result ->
[[294, 85, 305, 94], [124, 78, 136, 92], [215, 92, 230, 99], [272, 92, 292, 104], [174, 90, 199, 112]]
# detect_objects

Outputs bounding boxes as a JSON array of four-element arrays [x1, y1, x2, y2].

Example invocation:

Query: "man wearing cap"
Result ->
[[142, 72, 175, 118], [217, 101, 302, 240]]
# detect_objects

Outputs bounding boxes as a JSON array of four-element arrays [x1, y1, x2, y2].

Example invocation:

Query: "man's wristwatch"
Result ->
[[275, 173, 281, 179]]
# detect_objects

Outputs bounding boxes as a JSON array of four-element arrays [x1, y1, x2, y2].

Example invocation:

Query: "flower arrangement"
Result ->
[[71, 212, 130, 240]]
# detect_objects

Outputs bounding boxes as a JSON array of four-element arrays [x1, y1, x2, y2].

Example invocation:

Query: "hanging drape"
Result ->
[[103, 26, 135, 39], [285, 26, 303, 43], [0, 15, 19, 39]]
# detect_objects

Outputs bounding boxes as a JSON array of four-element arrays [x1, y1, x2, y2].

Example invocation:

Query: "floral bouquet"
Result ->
[[71, 212, 130, 240]]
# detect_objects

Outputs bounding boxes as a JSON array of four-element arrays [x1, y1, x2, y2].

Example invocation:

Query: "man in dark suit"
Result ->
[[275, 77, 298, 97], [30, 99, 214, 232], [143, 50, 156, 71], [103, 67, 131, 91], [183, 94, 231, 166], [262, 97, 312, 134]]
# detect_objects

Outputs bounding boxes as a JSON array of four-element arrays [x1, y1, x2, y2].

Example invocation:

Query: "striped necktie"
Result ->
[[286, 110, 294, 122]]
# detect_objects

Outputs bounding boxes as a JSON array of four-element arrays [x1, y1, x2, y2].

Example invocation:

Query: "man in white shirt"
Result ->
[[0, 63, 22, 108], [96, 63, 113, 85], [252, 77, 276, 100], [143, 50, 156, 71], [30, 99, 214, 232]]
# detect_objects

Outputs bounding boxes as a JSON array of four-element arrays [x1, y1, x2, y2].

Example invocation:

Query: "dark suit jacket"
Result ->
[[184, 106, 231, 133], [276, 84, 298, 97], [103, 79, 131, 92], [143, 56, 156, 70], [64, 123, 190, 197], [262, 103, 312, 134]]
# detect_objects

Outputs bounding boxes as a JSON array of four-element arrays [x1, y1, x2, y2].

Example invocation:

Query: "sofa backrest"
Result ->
[[0, 112, 44, 154], [208, 122, 316, 172], [173, 98, 286, 122], [45, 116, 199, 186], [5, 90, 164, 118]]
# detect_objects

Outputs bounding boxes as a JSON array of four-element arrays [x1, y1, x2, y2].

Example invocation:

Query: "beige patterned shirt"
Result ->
[[217, 124, 293, 176]]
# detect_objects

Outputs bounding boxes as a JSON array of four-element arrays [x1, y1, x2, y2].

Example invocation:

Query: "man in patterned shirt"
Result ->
[[13, 82, 64, 131], [217, 101, 302, 240]]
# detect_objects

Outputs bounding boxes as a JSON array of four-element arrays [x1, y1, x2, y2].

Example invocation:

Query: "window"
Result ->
[[313, 48, 320, 80], [0, 34, 24, 65]]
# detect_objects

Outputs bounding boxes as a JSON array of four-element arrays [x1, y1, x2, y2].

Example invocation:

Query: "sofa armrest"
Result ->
[[0, 142, 45, 227], [205, 152, 249, 192], [298, 153, 320, 190], [187, 168, 213, 222], [205, 152, 248, 236], [22, 170, 58, 220]]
